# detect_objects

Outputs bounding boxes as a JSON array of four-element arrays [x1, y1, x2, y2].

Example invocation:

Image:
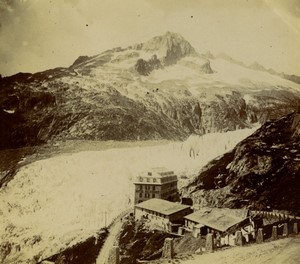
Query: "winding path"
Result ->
[[96, 216, 123, 264]]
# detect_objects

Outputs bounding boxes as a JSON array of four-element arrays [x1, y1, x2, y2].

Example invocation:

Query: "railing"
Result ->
[[250, 210, 300, 220]]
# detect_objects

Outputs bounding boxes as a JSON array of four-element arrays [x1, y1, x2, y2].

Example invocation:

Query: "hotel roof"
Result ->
[[135, 198, 190, 216]]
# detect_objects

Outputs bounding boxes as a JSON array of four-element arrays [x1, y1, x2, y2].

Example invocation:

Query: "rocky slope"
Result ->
[[182, 111, 300, 215], [1, 32, 300, 150], [118, 219, 173, 263]]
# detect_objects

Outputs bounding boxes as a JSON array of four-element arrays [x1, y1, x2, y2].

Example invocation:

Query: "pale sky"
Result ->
[[0, 0, 299, 76]]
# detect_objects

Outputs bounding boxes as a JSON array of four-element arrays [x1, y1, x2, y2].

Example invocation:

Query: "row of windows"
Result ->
[[141, 208, 167, 218], [137, 190, 159, 194], [137, 177, 177, 184], [138, 185, 158, 190], [140, 192, 156, 198], [136, 183, 176, 191], [158, 171, 174, 176], [162, 183, 177, 190], [139, 177, 158, 183], [147, 177, 156, 182]]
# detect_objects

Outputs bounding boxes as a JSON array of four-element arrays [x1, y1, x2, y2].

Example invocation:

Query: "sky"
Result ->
[[0, 0, 299, 77]]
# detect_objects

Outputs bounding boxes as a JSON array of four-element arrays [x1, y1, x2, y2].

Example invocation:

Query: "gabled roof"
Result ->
[[184, 208, 249, 232], [135, 198, 190, 216]]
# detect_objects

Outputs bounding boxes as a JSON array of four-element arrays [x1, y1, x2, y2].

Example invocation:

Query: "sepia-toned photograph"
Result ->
[[0, 0, 300, 263]]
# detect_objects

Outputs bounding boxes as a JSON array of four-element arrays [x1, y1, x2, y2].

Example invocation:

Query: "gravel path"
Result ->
[[156, 235, 300, 264], [184, 236, 300, 264], [96, 217, 123, 264]]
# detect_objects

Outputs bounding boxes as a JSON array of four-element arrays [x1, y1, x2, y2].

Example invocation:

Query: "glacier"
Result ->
[[0, 127, 257, 263]]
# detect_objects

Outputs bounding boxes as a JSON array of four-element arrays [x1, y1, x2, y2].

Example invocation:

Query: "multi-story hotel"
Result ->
[[134, 167, 178, 204]]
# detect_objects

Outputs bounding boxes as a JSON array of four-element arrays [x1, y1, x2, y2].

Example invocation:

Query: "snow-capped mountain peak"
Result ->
[[141, 31, 196, 65], [0, 32, 300, 150]]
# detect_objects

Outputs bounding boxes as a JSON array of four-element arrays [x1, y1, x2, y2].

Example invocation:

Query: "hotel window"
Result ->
[[148, 172, 152, 176], [152, 186, 155, 190], [152, 193, 155, 198]]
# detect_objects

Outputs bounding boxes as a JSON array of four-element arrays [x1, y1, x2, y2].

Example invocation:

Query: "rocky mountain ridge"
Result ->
[[1, 32, 300, 150], [182, 111, 300, 215]]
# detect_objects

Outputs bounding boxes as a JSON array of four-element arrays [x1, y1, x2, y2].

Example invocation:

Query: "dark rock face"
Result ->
[[70, 55, 90, 67], [284, 74, 300, 85], [142, 32, 196, 65], [0, 77, 191, 150], [134, 59, 149, 75], [183, 112, 300, 215], [134, 32, 213, 75], [200, 61, 213, 74], [135, 55, 163, 76], [0, 83, 57, 149], [118, 220, 173, 263]]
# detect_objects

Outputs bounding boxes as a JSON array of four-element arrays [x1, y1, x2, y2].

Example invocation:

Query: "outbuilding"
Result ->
[[184, 207, 254, 245]]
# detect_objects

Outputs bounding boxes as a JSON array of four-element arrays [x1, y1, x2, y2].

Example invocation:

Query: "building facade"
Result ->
[[134, 167, 178, 204], [134, 198, 192, 232]]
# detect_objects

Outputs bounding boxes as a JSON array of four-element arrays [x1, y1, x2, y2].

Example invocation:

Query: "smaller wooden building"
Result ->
[[135, 198, 192, 232], [184, 207, 254, 245]]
